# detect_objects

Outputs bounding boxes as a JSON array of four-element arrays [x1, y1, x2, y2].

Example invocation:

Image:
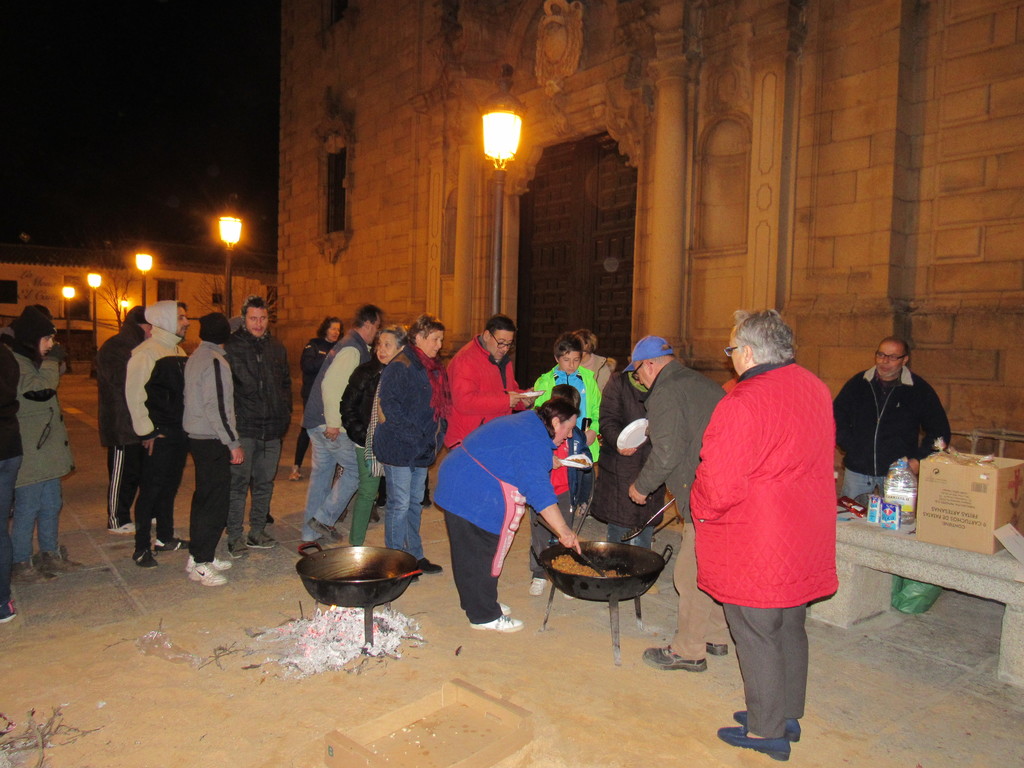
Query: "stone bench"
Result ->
[[809, 520, 1024, 687]]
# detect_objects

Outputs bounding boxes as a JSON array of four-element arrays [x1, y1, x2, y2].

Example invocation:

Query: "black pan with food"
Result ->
[[538, 541, 672, 602]]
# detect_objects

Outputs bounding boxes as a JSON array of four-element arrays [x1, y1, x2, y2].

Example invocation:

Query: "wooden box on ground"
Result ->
[[916, 454, 1024, 554], [324, 679, 532, 768]]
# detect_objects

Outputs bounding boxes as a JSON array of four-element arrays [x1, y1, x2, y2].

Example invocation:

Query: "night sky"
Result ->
[[1, 0, 281, 253]]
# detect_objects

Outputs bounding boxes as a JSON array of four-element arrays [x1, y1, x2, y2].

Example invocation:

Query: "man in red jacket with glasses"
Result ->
[[691, 309, 837, 763]]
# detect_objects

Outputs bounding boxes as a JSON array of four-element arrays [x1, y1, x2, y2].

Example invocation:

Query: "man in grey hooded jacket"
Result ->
[[183, 313, 243, 586]]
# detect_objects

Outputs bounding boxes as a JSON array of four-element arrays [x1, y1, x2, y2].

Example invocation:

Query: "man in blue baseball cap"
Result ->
[[624, 335, 728, 673]]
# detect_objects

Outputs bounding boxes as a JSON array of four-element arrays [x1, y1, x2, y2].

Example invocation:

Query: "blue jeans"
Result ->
[[12, 478, 61, 564], [0, 455, 23, 605], [301, 426, 360, 541], [607, 522, 654, 550], [383, 464, 427, 560], [841, 470, 886, 500], [228, 437, 282, 541]]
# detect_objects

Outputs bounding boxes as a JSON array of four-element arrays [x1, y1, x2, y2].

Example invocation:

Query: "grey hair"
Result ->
[[733, 309, 794, 365]]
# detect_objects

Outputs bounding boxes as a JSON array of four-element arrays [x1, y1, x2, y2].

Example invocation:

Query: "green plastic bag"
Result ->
[[890, 575, 943, 614]]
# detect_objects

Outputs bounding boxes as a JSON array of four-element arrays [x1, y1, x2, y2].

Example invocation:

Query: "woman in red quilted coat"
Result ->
[[691, 309, 837, 762]]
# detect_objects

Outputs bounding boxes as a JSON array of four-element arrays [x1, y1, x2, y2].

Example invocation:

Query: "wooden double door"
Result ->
[[515, 133, 638, 384]]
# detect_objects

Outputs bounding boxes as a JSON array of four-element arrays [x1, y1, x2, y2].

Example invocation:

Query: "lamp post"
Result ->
[[219, 216, 242, 317], [135, 253, 153, 306], [62, 285, 76, 373], [87, 273, 102, 352], [481, 64, 524, 315]]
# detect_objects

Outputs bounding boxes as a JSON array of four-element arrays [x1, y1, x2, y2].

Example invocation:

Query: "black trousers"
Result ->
[[134, 429, 188, 553], [444, 511, 502, 624], [723, 603, 809, 739], [107, 443, 143, 529], [188, 438, 230, 563]]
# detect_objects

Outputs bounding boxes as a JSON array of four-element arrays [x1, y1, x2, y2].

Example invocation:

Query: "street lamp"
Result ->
[[219, 216, 242, 317], [481, 64, 524, 314], [62, 285, 76, 373], [87, 272, 101, 352], [135, 253, 153, 306]]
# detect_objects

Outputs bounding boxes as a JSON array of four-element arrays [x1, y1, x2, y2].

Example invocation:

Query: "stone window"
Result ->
[[156, 279, 178, 302], [327, 148, 347, 234]]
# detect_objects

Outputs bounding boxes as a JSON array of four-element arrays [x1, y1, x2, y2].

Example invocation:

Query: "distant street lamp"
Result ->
[[135, 253, 153, 306], [481, 64, 524, 314], [219, 216, 242, 317], [62, 285, 76, 373], [87, 273, 102, 351]]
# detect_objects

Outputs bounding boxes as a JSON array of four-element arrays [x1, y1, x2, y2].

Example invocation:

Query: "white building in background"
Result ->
[[0, 242, 276, 357]]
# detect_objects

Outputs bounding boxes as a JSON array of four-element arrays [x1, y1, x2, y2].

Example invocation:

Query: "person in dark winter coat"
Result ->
[[9, 306, 78, 583], [340, 324, 407, 545], [833, 336, 950, 499], [289, 316, 342, 480], [224, 295, 292, 555], [95, 305, 150, 533], [592, 369, 665, 548], [373, 314, 449, 573], [0, 342, 22, 619]]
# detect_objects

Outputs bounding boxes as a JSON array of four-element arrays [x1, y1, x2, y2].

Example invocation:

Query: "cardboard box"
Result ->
[[916, 454, 1024, 554], [324, 679, 532, 768]]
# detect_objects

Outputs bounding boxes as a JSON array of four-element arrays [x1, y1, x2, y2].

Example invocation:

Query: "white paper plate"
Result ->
[[559, 454, 593, 469], [515, 390, 544, 398], [616, 418, 649, 450]]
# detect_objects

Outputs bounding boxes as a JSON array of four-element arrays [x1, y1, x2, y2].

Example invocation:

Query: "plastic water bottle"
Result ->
[[883, 457, 917, 526]]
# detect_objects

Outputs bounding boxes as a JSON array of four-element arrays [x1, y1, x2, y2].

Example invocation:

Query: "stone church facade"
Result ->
[[278, 0, 1024, 441]]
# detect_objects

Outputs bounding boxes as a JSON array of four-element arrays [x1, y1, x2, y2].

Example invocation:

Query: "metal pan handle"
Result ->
[[659, 544, 674, 565]]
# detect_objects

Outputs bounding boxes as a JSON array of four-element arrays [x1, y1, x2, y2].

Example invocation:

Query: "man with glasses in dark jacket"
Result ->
[[833, 336, 950, 500]]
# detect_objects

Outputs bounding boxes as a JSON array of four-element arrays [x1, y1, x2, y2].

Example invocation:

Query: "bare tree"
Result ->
[[98, 270, 135, 328]]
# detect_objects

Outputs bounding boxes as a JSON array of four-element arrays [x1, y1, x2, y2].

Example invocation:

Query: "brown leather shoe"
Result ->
[[642, 646, 707, 672]]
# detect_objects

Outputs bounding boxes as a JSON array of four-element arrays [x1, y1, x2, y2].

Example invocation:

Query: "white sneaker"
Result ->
[[186, 555, 233, 573], [189, 563, 227, 586], [529, 577, 546, 596], [499, 602, 511, 616], [108, 523, 134, 535], [470, 615, 524, 633]]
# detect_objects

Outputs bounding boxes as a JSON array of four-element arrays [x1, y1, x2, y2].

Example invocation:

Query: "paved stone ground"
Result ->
[[1, 374, 1022, 767]]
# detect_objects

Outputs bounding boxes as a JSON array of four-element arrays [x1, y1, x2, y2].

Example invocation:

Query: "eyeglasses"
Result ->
[[875, 351, 907, 362], [629, 370, 640, 382], [724, 346, 740, 357], [494, 340, 514, 350]]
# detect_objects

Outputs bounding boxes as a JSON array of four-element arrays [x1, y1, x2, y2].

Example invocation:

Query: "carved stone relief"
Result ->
[[535, 0, 584, 97]]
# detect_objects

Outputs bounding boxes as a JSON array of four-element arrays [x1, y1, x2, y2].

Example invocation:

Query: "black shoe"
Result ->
[[266, 513, 275, 524], [733, 712, 801, 742], [417, 558, 443, 575], [370, 508, 381, 523], [133, 550, 158, 568], [154, 537, 188, 552], [717, 726, 791, 761], [421, 488, 432, 507], [642, 646, 707, 672], [706, 642, 729, 656]]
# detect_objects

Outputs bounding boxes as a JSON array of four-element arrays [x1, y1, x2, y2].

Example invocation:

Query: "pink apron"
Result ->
[[459, 446, 527, 577]]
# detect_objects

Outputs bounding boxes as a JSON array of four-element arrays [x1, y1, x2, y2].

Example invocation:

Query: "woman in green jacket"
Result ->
[[8, 306, 76, 583]]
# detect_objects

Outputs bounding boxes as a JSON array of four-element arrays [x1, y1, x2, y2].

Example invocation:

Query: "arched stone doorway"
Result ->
[[515, 133, 637, 382]]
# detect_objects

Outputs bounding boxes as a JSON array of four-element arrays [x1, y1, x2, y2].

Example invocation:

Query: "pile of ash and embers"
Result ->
[[133, 606, 423, 678], [254, 605, 424, 677]]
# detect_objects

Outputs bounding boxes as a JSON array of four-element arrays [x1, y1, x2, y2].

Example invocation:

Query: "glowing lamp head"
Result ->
[[87, 273, 102, 289], [219, 216, 242, 247], [482, 110, 523, 168], [135, 253, 153, 273], [62, 286, 76, 300]]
